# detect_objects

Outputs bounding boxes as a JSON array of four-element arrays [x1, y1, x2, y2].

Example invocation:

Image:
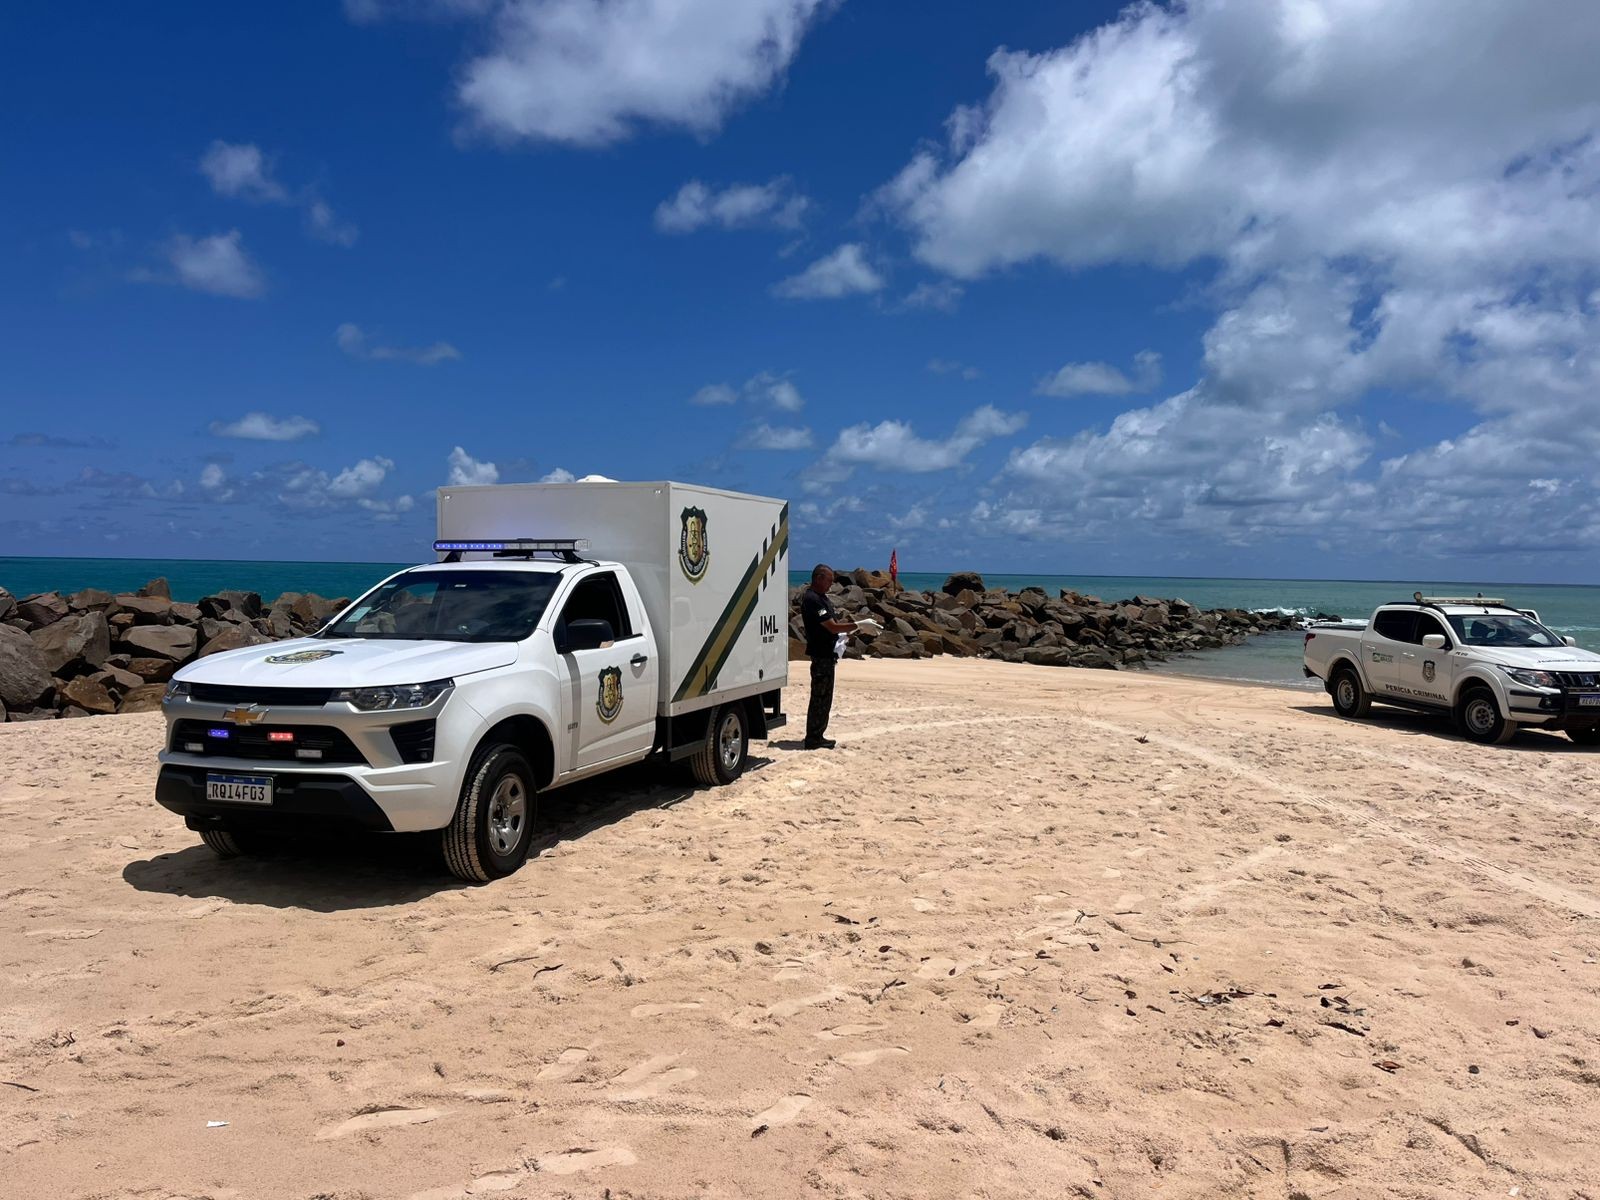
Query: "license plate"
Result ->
[[1579, 695, 1600, 707], [206, 773, 273, 805]]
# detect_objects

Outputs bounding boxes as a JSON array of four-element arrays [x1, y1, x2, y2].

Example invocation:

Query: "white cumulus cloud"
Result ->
[[199, 141, 286, 202], [818, 405, 1026, 481], [209, 412, 321, 441], [741, 422, 814, 451], [447, 446, 500, 486], [338, 323, 461, 365], [455, 0, 836, 147], [772, 243, 885, 300], [655, 178, 810, 233], [159, 231, 266, 299], [1036, 351, 1161, 398]]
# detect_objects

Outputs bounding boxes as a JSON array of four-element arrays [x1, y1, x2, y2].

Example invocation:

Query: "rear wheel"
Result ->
[[1459, 687, 1518, 745], [1331, 666, 1371, 718], [443, 744, 537, 883], [1567, 725, 1600, 746], [689, 704, 748, 786]]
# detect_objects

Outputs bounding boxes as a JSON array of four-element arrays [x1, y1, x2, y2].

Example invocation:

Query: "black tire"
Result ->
[[1330, 666, 1371, 718], [198, 826, 262, 858], [1567, 725, 1600, 746], [1458, 687, 1517, 745], [443, 744, 537, 883], [688, 704, 748, 786]]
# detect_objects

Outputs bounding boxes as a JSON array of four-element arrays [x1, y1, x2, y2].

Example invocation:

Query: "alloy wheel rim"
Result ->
[[718, 712, 743, 773], [488, 774, 527, 855], [1466, 700, 1496, 735]]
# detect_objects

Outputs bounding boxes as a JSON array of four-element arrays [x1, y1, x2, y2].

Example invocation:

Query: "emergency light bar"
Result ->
[[1414, 593, 1509, 607], [433, 539, 591, 553]]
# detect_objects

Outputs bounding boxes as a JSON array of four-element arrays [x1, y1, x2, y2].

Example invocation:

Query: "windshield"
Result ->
[[322, 571, 561, 643], [1446, 613, 1563, 649]]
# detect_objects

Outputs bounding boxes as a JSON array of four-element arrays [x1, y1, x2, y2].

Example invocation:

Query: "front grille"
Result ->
[[390, 719, 437, 764], [1554, 672, 1600, 689], [171, 719, 366, 765], [189, 683, 334, 707]]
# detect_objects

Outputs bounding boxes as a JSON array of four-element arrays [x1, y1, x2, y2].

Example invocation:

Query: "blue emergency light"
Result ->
[[433, 539, 591, 553], [207, 727, 231, 739]]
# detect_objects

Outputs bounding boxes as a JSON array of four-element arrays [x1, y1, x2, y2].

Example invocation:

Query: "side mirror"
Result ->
[[561, 618, 614, 653], [1421, 633, 1446, 650], [1565, 635, 1578, 647]]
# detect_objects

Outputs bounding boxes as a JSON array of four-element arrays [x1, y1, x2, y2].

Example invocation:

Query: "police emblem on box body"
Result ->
[[264, 648, 343, 665], [596, 666, 623, 723], [1422, 660, 1436, 683], [678, 506, 709, 583]]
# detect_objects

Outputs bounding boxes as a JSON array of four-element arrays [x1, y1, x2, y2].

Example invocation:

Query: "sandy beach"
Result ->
[[4, 659, 1599, 1198]]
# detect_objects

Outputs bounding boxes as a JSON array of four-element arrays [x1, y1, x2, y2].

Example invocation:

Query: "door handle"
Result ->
[[631, 653, 649, 666]]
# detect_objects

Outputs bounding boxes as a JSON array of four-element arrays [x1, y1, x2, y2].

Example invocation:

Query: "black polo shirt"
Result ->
[[800, 588, 839, 659]]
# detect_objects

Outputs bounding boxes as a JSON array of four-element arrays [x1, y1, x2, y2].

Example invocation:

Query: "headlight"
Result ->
[[1502, 667, 1557, 688], [164, 680, 191, 702], [334, 679, 454, 711]]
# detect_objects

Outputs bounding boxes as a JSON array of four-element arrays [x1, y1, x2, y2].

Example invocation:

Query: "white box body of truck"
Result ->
[[436, 481, 790, 717], [156, 480, 790, 882]]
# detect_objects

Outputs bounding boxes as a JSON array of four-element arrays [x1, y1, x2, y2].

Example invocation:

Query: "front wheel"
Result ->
[[689, 704, 748, 786], [1567, 725, 1600, 746], [1331, 667, 1371, 718], [198, 826, 263, 858], [443, 744, 537, 883], [1458, 688, 1518, 745]]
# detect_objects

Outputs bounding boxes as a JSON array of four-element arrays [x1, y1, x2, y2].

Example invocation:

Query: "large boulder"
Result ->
[[139, 577, 172, 600], [67, 587, 115, 612], [199, 591, 264, 621], [0, 625, 54, 709], [121, 624, 198, 663], [290, 594, 346, 630], [125, 656, 178, 683], [199, 626, 271, 658], [17, 592, 69, 629], [942, 572, 985, 596], [114, 594, 173, 624], [118, 683, 167, 714], [0, 586, 16, 622], [29, 610, 111, 675], [59, 676, 117, 715], [171, 601, 202, 624]]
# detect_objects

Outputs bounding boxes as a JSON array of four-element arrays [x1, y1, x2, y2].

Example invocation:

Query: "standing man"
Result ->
[[800, 564, 857, 750]]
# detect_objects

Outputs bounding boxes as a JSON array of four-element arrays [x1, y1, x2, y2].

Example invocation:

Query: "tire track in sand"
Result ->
[[1076, 717, 1600, 919]]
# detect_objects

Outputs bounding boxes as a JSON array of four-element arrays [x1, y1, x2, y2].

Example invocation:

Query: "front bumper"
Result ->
[[1506, 687, 1600, 728], [157, 764, 395, 832], [156, 691, 476, 832]]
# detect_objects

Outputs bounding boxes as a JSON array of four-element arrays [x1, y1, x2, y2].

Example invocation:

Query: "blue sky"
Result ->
[[6, 1, 1600, 582]]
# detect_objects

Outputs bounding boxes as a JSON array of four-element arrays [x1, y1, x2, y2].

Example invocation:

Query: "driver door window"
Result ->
[[1367, 610, 1413, 692], [1396, 613, 1452, 702], [554, 572, 652, 773]]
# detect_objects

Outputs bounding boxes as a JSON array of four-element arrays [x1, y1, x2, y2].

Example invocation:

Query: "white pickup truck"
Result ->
[[156, 481, 790, 881], [1303, 594, 1600, 746]]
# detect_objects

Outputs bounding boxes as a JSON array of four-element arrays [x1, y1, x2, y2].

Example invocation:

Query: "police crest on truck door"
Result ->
[[679, 506, 709, 582], [596, 666, 623, 723]]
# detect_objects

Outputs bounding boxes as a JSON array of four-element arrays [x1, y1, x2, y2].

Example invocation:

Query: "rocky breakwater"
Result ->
[[788, 569, 1301, 669], [0, 580, 348, 722]]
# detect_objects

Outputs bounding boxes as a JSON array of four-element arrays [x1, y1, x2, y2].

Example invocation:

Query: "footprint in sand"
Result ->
[[630, 1002, 703, 1018], [538, 1146, 638, 1175], [316, 1105, 447, 1140], [911, 897, 936, 912], [815, 1022, 886, 1040], [837, 1047, 909, 1067], [537, 1048, 589, 1081], [965, 1003, 1005, 1030], [609, 1053, 698, 1101], [752, 1094, 812, 1129], [465, 1169, 524, 1193], [767, 987, 846, 1018]]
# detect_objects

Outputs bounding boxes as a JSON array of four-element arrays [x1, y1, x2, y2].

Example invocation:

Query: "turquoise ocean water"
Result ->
[[5, 557, 1598, 689]]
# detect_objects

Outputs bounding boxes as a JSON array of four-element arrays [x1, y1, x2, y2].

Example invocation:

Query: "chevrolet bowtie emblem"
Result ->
[[222, 707, 266, 725]]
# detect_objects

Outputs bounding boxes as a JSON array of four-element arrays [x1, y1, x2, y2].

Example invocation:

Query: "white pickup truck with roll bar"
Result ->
[[156, 481, 790, 881], [1302, 594, 1600, 745]]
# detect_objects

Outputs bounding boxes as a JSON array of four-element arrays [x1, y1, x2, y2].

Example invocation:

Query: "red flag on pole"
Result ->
[[889, 548, 898, 586]]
